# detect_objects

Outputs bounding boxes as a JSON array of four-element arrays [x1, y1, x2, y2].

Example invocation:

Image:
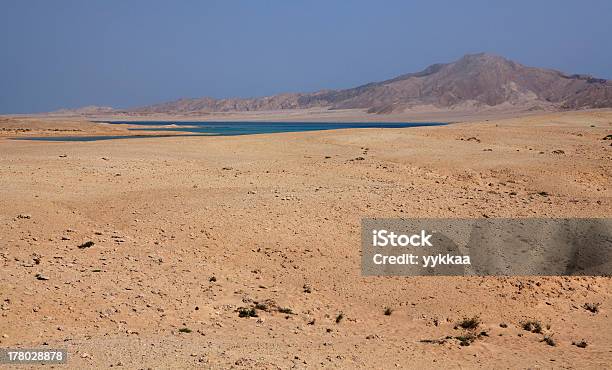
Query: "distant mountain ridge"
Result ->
[[71, 53, 612, 115], [52, 105, 116, 115]]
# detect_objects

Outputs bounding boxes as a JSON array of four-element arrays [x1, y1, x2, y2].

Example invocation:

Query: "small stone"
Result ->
[[35, 273, 49, 281], [78, 241, 95, 249]]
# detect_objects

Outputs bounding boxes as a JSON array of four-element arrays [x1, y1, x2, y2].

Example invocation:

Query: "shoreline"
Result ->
[[8, 121, 450, 141]]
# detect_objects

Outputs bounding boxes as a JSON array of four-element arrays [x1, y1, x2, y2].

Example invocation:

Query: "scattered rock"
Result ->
[[572, 340, 588, 348], [541, 335, 556, 346], [78, 241, 95, 249], [16, 214, 31, 219], [35, 273, 49, 281]]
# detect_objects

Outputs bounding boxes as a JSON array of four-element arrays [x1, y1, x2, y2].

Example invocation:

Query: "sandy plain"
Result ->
[[0, 109, 611, 368]]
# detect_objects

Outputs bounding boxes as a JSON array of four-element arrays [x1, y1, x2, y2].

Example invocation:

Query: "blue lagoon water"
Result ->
[[13, 121, 447, 141]]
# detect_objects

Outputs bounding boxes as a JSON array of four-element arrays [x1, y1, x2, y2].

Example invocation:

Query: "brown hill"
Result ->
[[52, 105, 116, 115], [129, 53, 612, 114]]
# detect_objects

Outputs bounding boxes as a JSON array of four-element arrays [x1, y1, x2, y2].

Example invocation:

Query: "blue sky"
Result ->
[[1, 0, 611, 113]]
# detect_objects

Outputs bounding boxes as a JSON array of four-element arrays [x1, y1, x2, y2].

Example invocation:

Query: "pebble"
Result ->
[[35, 273, 50, 281]]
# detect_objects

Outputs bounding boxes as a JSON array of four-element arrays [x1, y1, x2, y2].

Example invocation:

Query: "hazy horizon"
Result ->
[[2, 0, 611, 114]]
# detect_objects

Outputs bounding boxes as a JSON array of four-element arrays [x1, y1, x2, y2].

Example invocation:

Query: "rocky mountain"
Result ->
[[52, 105, 116, 115], [127, 53, 612, 114]]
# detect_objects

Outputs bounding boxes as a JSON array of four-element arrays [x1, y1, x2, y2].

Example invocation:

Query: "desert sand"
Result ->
[[0, 110, 611, 368]]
